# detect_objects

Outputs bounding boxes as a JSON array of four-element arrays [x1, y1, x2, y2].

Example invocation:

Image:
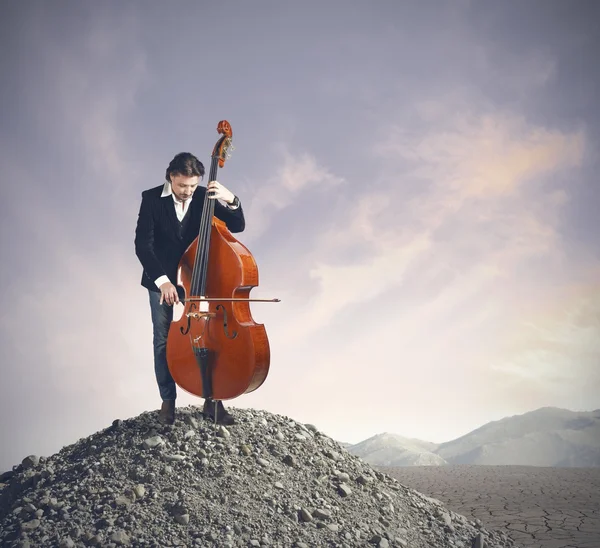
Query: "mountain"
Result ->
[[435, 407, 600, 467], [345, 407, 600, 467], [348, 432, 447, 466]]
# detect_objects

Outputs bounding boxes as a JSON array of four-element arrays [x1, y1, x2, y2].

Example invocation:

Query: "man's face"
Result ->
[[170, 174, 200, 201]]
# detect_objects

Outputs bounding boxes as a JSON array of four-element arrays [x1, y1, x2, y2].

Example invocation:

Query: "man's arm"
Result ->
[[134, 192, 169, 284], [213, 197, 245, 233], [206, 179, 246, 233]]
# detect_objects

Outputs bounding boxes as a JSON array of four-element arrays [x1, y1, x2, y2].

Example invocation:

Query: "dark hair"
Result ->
[[165, 152, 205, 182]]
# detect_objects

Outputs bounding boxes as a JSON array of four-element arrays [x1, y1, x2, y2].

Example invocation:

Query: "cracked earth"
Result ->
[[378, 464, 600, 548]]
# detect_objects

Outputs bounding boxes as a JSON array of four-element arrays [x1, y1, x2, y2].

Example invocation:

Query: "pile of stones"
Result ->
[[0, 405, 520, 547]]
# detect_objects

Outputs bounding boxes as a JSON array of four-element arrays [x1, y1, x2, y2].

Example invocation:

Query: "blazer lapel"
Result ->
[[162, 195, 181, 238], [188, 187, 205, 226]]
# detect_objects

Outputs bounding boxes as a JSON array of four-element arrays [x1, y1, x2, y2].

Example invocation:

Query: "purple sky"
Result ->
[[1, 0, 599, 471]]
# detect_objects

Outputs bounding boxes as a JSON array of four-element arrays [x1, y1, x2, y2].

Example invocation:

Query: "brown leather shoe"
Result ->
[[158, 400, 175, 425], [203, 398, 235, 425]]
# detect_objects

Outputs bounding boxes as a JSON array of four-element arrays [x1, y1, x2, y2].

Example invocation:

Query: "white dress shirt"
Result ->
[[161, 180, 193, 221]]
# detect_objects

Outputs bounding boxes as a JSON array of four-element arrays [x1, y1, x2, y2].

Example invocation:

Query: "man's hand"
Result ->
[[207, 180, 235, 204], [159, 281, 180, 306]]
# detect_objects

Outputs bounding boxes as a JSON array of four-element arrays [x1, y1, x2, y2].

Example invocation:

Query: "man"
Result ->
[[134, 152, 245, 425]]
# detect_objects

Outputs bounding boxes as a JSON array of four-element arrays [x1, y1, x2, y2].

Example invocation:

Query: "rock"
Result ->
[[217, 426, 230, 438], [335, 470, 350, 482], [313, 508, 331, 519], [175, 514, 190, 525], [299, 508, 312, 522], [324, 450, 341, 461], [163, 453, 186, 462], [21, 456, 39, 469], [370, 534, 388, 546], [282, 454, 295, 466], [142, 436, 165, 449], [357, 474, 373, 485], [109, 530, 130, 545], [20, 519, 40, 531], [338, 483, 352, 496], [115, 495, 132, 507], [0, 470, 15, 482], [472, 532, 485, 548]]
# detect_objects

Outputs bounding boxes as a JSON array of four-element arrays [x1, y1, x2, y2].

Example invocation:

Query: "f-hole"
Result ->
[[181, 302, 196, 335], [216, 304, 237, 339]]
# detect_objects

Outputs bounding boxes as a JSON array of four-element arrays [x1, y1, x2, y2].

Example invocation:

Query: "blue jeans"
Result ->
[[148, 290, 176, 401]]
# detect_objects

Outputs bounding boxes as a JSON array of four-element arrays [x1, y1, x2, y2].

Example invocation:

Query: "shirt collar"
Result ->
[[161, 181, 173, 197]]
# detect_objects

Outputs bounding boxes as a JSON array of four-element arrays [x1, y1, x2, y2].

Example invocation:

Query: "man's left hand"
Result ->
[[207, 180, 235, 204]]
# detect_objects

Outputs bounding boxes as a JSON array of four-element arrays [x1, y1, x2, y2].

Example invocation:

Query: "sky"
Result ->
[[1, 0, 599, 472]]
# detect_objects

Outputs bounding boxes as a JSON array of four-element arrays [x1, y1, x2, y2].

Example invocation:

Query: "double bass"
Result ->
[[166, 121, 279, 413]]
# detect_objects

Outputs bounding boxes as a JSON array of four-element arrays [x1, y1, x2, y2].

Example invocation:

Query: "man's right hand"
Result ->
[[159, 281, 180, 305]]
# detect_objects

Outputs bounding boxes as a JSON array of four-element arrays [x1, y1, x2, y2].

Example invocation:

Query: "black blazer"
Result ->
[[134, 184, 245, 292]]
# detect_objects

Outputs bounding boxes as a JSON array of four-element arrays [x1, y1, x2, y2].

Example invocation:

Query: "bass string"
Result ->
[[190, 156, 218, 297], [199, 160, 218, 294]]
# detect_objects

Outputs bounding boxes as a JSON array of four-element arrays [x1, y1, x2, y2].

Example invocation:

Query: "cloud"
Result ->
[[468, 41, 558, 97], [245, 107, 596, 441], [372, 109, 586, 271], [242, 147, 346, 240], [271, 108, 586, 342], [491, 283, 600, 386], [377, 109, 584, 197], [23, 4, 149, 202]]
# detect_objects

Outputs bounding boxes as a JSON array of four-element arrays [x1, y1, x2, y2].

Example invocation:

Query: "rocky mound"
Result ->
[[0, 406, 520, 547]]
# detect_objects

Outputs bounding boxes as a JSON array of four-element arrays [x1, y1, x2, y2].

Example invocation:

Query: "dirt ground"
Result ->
[[378, 464, 600, 548]]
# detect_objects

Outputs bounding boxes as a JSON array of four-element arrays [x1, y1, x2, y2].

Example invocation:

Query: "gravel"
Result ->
[[0, 405, 521, 547]]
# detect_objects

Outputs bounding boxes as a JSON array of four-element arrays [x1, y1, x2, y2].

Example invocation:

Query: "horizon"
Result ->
[[340, 404, 600, 445], [1, 1, 599, 472], [4, 403, 599, 469]]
